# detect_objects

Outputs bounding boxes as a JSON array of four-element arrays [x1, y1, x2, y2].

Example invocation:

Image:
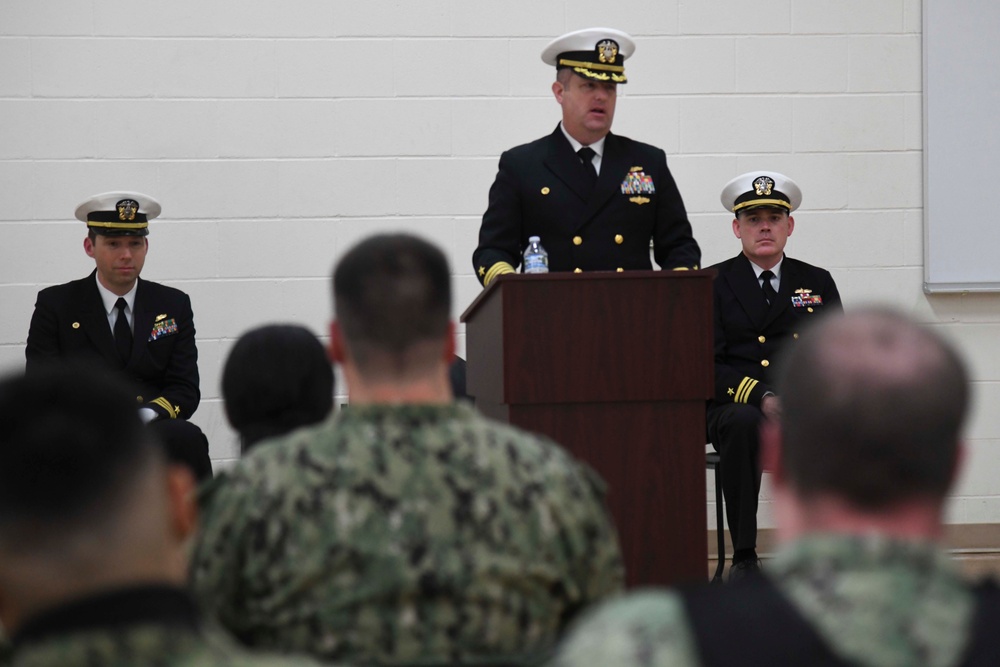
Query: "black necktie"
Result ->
[[760, 270, 778, 307], [114, 297, 132, 365], [577, 146, 598, 187]]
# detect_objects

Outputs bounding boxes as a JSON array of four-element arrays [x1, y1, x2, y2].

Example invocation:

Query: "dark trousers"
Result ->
[[707, 403, 763, 555]]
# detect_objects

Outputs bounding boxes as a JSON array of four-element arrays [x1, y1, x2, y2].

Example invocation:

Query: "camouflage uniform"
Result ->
[[6, 586, 319, 667], [190, 402, 624, 666], [551, 535, 977, 667]]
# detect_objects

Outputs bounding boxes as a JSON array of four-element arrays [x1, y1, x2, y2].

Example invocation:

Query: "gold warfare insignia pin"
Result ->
[[155, 313, 167, 322], [794, 288, 812, 295], [629, 166, 643, 172], [597, 39, 619, 64], [116, 199, 139, 221], [753, 176, 775, 196], [629, 196, 650, 205]]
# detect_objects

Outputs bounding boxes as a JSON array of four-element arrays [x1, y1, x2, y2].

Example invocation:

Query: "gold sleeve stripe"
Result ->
[[151, 396, 180, 419], [484, 262, 515, 287], [735, 377, 758, 404]]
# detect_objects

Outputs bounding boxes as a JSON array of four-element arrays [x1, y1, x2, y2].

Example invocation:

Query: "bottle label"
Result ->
[[523, 254, 549, 274]]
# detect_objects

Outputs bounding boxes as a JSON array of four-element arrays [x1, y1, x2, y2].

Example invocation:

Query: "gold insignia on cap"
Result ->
[[116, 199, 139, 221], [155, 313, 167, 322], [753, 176, 775, 196], [597, 39, 619, 64]]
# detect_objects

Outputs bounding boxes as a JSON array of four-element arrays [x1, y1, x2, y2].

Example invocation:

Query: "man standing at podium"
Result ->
[[707, 172, 842, 579], [473, 27, 700, 286]]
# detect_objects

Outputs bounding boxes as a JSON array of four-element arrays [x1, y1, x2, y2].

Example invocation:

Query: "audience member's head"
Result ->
[[330, 234, 453, 400], [769, 308, 969, 537], [222, 324, 334, 453], [0, 363, 196, 635], [149, 419, 215, 481]]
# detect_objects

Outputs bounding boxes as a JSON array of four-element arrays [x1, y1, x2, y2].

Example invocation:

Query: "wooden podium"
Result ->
[[460, 270, 714, 587]]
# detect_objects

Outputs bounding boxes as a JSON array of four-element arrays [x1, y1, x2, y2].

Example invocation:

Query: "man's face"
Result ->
[[84, 234, 148, 295], [733, 207, 794, 269], [552, 73, 617, 145]]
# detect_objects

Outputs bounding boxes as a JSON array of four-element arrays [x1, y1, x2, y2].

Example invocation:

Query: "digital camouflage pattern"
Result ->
[[190, 402, 624, 666], [551, 535, 976, 667], [8, 622, 321, 667]]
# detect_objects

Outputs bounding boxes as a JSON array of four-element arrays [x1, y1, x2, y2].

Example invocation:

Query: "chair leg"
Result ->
[[712, 458, 726, 583]]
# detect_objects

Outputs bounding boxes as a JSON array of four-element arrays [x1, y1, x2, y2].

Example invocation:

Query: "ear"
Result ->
[[786, 215, 795, 237], [84, 236, 96, 257], [165, 464, 197, 542], [443, 321, 456, 363], [329, 321, 346, 364], [731, 217, 741, 239], [552, 80, 565, 103]]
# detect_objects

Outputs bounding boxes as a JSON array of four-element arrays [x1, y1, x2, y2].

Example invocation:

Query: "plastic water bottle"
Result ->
[[523, 236, 549, 274]]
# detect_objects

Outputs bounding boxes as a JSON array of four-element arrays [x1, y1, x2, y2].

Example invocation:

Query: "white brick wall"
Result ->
[[4, 0, 997, 527]]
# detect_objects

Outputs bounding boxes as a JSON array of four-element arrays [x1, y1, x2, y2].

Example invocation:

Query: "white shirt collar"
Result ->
[[559, 122, 607, 158], [94, 273, 138, 316], [748, 256, 784, 283]]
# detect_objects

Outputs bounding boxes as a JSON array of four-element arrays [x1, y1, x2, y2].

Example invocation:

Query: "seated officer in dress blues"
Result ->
[[707, 172, 842, 579], [551, 308, 1000, 667], [0, 364, 317, 667], [473, 27, 700, 286], [25, 191, 211, 480]]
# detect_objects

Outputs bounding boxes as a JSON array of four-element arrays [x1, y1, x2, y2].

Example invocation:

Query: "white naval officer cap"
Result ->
[[721, 171, 802, 214], [75, 191, 162, 236], [541, 27, 635, 84]]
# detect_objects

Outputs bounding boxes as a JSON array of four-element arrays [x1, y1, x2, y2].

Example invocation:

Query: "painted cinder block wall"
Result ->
[[1, 0, 995, 528]]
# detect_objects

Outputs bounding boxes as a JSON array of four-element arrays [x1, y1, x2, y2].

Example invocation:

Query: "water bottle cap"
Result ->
[[528, 236, 540, 243]]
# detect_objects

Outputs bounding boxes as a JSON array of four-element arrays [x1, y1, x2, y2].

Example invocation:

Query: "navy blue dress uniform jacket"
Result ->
[[473, 125, 700, 284], [25, 270, 200, 420], [710, 253, 842, 410]]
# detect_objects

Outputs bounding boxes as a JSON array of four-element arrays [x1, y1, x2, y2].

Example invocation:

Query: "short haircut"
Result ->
[[222, 324, 334, 452], [776, 308, 969, 509], [0, 363, 157, 544], [332, 234, 451, 377]]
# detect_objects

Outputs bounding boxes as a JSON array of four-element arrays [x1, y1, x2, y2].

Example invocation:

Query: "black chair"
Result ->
[[706, 451, 726, 582]]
